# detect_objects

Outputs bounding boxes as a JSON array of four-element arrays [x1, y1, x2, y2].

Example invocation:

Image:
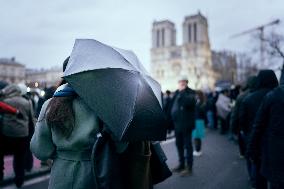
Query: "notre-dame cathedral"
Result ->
[[150, 12, 216, 92]]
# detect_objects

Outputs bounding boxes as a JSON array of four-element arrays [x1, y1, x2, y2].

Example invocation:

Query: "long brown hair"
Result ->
[[46, 96, 76, 138], [45, 56, 75, 138]]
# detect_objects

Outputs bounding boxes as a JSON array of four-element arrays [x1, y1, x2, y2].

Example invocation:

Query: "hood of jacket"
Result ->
[[17, 83, 27, 96], [255, 70, 278, 90], [1, 84, 22, 98]]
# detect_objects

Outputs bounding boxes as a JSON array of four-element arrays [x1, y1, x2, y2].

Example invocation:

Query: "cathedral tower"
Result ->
[[150, 12, 216, 91], [152, 20, 176, 48], [182, 11, 210, 46]]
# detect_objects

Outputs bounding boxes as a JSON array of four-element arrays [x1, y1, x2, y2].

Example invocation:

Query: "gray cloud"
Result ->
[[0, 0, 283, 70]]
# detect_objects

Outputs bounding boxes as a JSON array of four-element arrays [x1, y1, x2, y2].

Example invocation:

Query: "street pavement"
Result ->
[[155, 129, 250, 189], [2, 129, 250, 189]]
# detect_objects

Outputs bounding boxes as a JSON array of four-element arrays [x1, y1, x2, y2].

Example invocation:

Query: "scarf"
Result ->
[[53, 84, 77, 97]]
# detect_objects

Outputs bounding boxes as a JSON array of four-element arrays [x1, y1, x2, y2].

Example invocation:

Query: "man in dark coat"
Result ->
[[230, 76, 257, 157], [239, 70, 278, 189], [170, 76, 196, 176], [247, 76, 284, 189]]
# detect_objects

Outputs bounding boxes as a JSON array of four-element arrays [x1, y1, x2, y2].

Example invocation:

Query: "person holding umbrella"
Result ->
[[31, 39, 170, 189], [170, 76, 196, 176]]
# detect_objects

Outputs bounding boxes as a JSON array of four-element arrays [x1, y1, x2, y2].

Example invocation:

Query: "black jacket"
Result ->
[[239, 89, 271, 136], [169, 87, 196, 132], [230, 91, 249, 134], [239, 70, 278, 136], [247, 86, 284, 182], [163, 95, 174, 131], [230, 76, 257, 134]]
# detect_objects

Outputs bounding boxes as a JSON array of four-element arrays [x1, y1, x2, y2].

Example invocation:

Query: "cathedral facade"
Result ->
[[150, 12, 216, 92]]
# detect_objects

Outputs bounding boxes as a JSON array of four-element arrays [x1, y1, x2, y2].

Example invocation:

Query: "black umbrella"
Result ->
[[64, 39, 167, 141]]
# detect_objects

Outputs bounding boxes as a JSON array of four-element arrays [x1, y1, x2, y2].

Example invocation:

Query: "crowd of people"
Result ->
[[0, 52, 173, 189], [163, 69, 284, 189], [0, 81, 57, 187], [0, 54, 283, 189]]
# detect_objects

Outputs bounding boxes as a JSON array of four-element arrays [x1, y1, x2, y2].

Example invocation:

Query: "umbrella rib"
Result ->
[[120, 80, 140, 138], [110, 46, 162, 104], [109, 46, 137, 71]]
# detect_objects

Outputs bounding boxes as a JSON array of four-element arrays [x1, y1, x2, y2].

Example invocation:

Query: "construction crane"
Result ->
[[231, 19, 280, 64]]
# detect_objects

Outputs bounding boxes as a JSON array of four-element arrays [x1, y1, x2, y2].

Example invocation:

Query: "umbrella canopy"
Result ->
[[64, 39, 167, 141]]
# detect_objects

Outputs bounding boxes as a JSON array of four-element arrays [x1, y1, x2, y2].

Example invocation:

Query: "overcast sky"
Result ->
[[0, 0, 283, 70]]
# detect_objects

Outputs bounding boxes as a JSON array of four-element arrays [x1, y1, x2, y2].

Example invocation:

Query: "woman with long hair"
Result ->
[[30, 57, 101, 189], [30, 57, 157, 189]]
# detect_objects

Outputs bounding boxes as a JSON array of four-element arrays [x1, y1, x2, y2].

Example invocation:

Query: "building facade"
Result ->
[[150, 12, 216, 91], [0, 58, 26, 84], [25, 67, 62, 88]]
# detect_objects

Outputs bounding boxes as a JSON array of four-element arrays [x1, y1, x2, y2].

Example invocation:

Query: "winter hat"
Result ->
[[18, 83, 28, 95], [1, 84, 22, 98], [178, 76, 188, 82]]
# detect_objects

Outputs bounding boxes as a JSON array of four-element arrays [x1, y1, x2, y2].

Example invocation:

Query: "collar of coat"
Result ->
[[175, 87, 195, 95]]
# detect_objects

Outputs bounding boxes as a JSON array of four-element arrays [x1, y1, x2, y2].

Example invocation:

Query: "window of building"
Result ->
[[161, 28, 165, 47], [157, 30, 160, 47], [188, 24, 192, 42], [193, 22, 197, 42]]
